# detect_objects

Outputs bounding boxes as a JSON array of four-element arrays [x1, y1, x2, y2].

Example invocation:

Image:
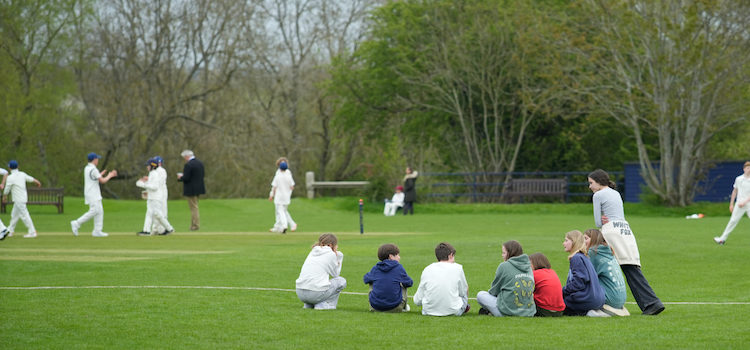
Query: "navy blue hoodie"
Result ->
[[363, 259, 414, 310], [563, 253, 605, 312]]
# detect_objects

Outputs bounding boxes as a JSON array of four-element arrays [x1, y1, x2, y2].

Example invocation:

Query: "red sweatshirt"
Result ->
[[533, 268, 565, 312]]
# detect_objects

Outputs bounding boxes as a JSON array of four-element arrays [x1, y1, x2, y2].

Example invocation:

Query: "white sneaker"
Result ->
[[586, 309, 610, 317], [0, 229, 9, 241], [23, 232, 37, 238], [291, 224, 297, 232], [713, 237, 725, 245], [70, 220, 79, 236], [403, 304, 411, 312], [602, 304, 630, 316], [92, 232, 109, 237]]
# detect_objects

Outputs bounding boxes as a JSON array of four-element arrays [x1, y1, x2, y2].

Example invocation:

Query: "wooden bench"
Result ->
[[1, 187, 64, 213], [505, 178, 567, 202], [305, 171, 370, 199]]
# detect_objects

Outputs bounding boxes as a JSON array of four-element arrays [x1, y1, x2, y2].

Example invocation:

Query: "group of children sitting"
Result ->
[[294, 230, 630, 317]]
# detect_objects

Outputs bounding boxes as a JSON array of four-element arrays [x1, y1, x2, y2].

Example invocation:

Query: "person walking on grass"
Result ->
[[178, 150, 205, 231], [0, 167, 7, 240], [269, 157, 296, 233], [714, 161, 750, 245], [71, 153, 117, 238], [136, 158, 174, 236], [1, 160, 42, 239], [588, 168, 665, 315], [139, 156, 168, 235]]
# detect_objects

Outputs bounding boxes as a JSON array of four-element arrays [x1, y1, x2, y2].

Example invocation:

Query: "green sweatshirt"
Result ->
[[588, 244, 627, 308], [487, 254, 536, 316]]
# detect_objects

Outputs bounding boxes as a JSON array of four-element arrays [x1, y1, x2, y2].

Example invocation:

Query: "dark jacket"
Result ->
[[403, 172, 418, 202], [180, 158, 206, 196], [563, 253, 605, 312], [363, 259, 413, 311]]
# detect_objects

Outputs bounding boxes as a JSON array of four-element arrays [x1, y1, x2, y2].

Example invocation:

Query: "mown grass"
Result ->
[[1, 197, 748, 349]]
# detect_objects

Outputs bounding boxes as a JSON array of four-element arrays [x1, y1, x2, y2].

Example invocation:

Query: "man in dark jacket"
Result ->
[[178, 150, 205, 231]]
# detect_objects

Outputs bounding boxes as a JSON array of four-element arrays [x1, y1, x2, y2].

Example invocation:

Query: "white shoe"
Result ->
[[713, 237, 725, 245], [70, 220, 79, 236], [586, 309, 610, 317], [23, 232, 37, 238], [92, 232, 109, 237], [602, 304, 630, 316], [291, 224, 297, 232], [0, 229, 9, 241], [403, 304, 411, 312]]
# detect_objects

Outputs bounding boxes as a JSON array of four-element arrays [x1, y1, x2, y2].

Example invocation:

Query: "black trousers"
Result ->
[[403, 201, 414, 215], [621, 264, 663, 312]]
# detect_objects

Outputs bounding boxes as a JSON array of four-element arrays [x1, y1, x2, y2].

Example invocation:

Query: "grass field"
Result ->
[[1, 197, 749, 349]]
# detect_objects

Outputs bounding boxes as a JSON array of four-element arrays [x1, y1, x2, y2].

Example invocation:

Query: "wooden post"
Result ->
[[306, 171, 315, 199]]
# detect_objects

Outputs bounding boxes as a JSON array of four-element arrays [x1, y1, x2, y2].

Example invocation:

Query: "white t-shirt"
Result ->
[[136, 168, 166, 201], [83, 163, 102, 205], [413, 261, 469, 316], [733, 174, 750, 202], [3, 170, 35, 203], [270, 169, 295, 205]]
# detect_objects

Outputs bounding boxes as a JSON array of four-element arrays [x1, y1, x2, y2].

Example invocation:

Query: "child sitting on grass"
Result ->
[[528, 252, 565, 317], [363, 243, 414, 312], [584, 228, 630, 317], [413, 242, 470, 316], [476, 240, 536, 317], [295, 233, 346, 310], [562, 230, 606, 316]]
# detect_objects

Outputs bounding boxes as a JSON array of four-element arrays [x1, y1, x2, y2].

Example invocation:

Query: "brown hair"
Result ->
[[584, 228, 614, 256], [435, 242, 456, 261], [565, 230, 587, 259], [377, 243, 400, 261], [313, 233, 338, 249], [503, 240, 524, 260], [588, 169, 616, 189], [276, 157, 289, 167], [529, 252, 551, 270]]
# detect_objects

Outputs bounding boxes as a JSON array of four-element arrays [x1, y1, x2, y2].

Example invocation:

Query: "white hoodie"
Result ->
[[295, 245, 344, 291]]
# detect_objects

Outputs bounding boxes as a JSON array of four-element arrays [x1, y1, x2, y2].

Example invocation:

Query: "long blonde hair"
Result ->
[[565, 230, 587, 259]]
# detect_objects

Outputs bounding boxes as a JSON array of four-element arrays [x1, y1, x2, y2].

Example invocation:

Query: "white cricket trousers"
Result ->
[[8, 202, 36, 234], [143, 198, 168, 233], [146, 199, 173, 233], [384, 201, 402, 216], [273, 203, 296, 231], [74, 200, 104, 234], [718, 203, 750, 242]]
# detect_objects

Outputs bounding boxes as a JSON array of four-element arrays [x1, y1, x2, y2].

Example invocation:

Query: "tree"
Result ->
[[580, 0, 750, 206]]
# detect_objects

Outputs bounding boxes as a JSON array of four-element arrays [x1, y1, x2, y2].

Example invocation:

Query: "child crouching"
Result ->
[[295, 233, 347, 310]]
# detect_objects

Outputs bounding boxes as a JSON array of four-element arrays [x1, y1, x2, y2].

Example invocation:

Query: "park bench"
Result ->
[[1, 187, 64, 214], [305, 171, 370, 199], [505, 178, 567, 202]]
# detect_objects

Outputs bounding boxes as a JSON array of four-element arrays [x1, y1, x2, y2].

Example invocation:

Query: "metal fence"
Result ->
[[420, 171, 625, 203]]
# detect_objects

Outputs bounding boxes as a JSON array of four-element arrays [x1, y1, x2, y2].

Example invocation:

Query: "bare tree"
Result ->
[[583, 0, 750, 205]]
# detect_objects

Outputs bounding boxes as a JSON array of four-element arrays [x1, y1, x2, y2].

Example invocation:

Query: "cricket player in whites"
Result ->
[[71, 152, 118, 237], [714, 161, 750, 245], [138, 156, 168, 235], [1, 160, 41, 239], [137, 158, 174, 235]]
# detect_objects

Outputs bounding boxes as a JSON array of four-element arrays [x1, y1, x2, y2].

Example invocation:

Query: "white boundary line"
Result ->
[[1, 285, 748, 305]]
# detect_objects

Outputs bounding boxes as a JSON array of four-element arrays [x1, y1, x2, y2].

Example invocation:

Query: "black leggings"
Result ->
[[403, 201, 414, 215]]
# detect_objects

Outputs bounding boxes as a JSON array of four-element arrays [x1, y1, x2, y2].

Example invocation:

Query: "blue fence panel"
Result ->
[[624, 161, 744, 203]]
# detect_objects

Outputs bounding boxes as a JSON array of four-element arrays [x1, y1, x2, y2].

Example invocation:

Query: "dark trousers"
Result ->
[[403, 201, 414, 215], [621, 264, 663, 312]]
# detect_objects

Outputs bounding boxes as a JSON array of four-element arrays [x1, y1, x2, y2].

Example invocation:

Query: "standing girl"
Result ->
[[584, 228, 629, 316], [588, 169, 665, 315], [402, 167, 418, 215], [476, 240, 536, 317], [269, 157, 296, 233], [295, 233, 347, 310], [562, 230, 605, 316], [528, 253, 565, 317]]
